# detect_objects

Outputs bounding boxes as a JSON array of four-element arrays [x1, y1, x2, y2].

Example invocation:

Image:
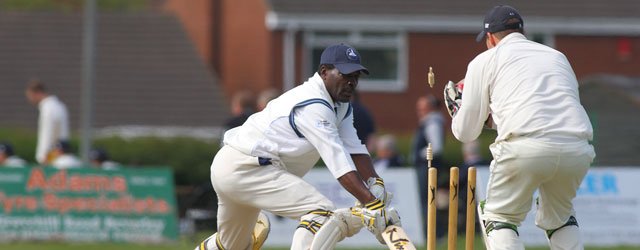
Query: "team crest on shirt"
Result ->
[[346, 48, 358, 60], [316, 119, 331, 128]]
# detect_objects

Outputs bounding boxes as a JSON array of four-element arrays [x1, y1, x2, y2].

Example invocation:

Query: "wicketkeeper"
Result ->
[[195, 44, 400, 250], [446, 5, 595, 250]]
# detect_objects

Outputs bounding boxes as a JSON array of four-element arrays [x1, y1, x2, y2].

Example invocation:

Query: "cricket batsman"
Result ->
[[445, 5, 595, 250], [195, 44, 400, 250]]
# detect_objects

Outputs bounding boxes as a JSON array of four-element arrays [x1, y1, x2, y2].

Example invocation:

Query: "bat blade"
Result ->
[[382, 225, 416, 250]]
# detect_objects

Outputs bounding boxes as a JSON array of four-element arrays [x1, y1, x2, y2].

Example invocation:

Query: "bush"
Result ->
[[0, 127, 219, 185], [1, 127, 496, 185], [382, 130, 496, 168], [93, 136, 219, 185], [0, 127, 37, 163]]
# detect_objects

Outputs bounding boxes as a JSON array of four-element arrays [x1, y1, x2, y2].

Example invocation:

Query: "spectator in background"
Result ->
[[351, 90, 376, 149], [457, 140, 490, 233], [224, 90, 255, 130], [412, 94, 446, 239], [0, 143, 27, 167], [372, 134, 405, 173], [256, 88, 280, 111], [413, 95, 445, 168], [89, 148, 120, 170], [463, 140, 489, 168], [49, 140, 82, 169], [25, 80, 70, 164]]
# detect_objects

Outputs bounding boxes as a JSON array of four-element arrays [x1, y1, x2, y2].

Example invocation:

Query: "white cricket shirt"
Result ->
[[223, 73, 368, 179], [51, 154, 83, 169], [36, 96, 70, 163], [453, 33, 593, 143]]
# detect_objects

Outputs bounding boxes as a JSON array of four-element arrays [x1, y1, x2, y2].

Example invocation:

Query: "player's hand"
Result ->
[[366, 177, 393, 206], [386, 207, 402, 227], [444, 80, 463, 117], [352, 199, 387, 245]]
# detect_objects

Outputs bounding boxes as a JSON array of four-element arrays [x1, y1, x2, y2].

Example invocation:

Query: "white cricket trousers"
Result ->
[[210, 145, 334, 250], [483, 137, 595, 230]]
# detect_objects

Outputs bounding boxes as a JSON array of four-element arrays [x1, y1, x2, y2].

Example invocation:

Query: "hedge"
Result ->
[[0, 127, 218, 185], [1, 127, 496, 185]]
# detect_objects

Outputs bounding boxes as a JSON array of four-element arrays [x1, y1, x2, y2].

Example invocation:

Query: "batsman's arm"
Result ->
[[291, 103, 381, 205], [351, 154, 379, 181], [337, 171, 377, 205]]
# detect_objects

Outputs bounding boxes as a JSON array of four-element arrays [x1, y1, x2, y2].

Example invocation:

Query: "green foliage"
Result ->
[[0, 127, 218, 185], [0, 0, 73, 11], [93, 136, 219, 185], [0, 127, 37, 162], [0, 0, 150, 12], [1, 126, 498, 185], [389, 129, 496, 168]]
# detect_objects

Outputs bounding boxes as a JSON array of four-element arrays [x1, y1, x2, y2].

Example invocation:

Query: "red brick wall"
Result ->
[[163, 0, 213, 65], [556, 36, 640, 77], [165, 0, 279, 98], [357, 33, 484, 132], [159, 2, 640, 133], [220, 0, 274, 97], [269, 31, 284, 91]]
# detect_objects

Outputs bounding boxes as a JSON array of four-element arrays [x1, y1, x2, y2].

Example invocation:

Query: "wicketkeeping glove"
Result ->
[[444, 80, 463, 117]]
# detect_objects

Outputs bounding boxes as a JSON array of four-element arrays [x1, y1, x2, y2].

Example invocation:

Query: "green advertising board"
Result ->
[[0, 167, 178, 243]]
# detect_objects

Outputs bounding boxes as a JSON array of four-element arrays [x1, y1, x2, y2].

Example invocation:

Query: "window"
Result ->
[[305, 30, 407, 92]]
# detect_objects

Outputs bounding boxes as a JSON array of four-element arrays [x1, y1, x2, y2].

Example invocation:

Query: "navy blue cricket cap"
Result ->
[[0, 143, 14, 156], [90, 148, 109, 162], [320, 44, 369, 75], [476, 5, 524, 42], [54, 140, 72, 153]]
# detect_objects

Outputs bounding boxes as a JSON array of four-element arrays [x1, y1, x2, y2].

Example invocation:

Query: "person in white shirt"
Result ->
[[447, 5, 595, 250], [49, 140, 82, 169], [25, 80, 70, 165], [0, 143, 27, 167], [195, 44, 399, 250]]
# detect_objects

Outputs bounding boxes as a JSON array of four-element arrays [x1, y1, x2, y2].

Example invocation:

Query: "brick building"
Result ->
[[165, 0, 640, 133]]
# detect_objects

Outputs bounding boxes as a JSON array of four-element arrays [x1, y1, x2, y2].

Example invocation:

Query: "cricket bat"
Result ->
[[382, 225, 416, 250]]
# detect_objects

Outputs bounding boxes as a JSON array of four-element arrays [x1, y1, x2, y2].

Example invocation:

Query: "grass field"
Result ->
[[0, 234, 636, 250]]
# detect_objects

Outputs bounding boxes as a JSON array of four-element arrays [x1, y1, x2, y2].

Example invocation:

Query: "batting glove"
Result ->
[[386, 207, 402, 227], [366, 177, 393, 206], [352, 199, 387, 245]]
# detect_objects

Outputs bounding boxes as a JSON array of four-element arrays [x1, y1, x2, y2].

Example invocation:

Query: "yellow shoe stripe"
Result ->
[[199, 235, 213, 250], [215, 234, 226, 250]]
